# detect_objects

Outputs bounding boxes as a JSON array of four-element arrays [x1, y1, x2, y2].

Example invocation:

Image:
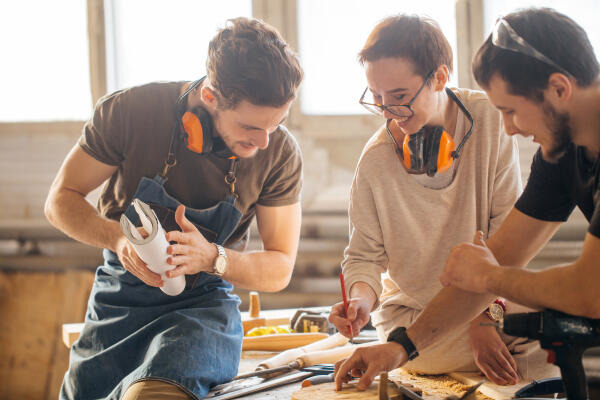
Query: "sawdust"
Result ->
[[389, 369, 493, 400]]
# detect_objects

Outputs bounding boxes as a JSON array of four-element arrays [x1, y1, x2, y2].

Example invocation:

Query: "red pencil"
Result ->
[[339, 272, 354, 341]]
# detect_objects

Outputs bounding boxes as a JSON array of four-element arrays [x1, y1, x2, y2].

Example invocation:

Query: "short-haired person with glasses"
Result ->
[[335, 7, 600, 391], [329, 14, 556, 390]]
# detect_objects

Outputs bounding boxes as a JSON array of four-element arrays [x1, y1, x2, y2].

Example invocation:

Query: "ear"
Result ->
[[546, 72, 572, 103], [432, 65, 449, 92], [200, 86, 219, 110]]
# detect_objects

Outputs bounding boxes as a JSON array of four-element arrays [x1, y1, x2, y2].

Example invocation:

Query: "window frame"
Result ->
[[0, 0, 485, 140], [253, 0, 486, 141]]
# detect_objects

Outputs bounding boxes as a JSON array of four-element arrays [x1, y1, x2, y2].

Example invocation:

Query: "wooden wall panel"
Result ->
[[0, 270, 94, 400]]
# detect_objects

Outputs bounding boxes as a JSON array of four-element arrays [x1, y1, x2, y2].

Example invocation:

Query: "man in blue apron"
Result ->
[[45, 17, 304, 400]]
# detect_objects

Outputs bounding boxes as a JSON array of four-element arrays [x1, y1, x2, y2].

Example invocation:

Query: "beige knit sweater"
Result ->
[[342, 88, 522, 329]]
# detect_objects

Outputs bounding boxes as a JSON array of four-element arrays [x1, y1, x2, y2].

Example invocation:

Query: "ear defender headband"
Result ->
[[390, 88, 474, 177], [175, 77, 234, 158]]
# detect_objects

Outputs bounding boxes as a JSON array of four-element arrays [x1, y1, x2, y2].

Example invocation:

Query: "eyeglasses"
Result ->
[[359, 71, 434, 118], [492, 18, 571, 76]]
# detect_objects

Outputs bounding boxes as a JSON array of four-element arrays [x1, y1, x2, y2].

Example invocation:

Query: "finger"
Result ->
[[346, 302, 359, 320], [165, 230, 189, 244], [166, 264, 188, 278], [473, 230, 486, 246], [167, 244, 189, 256], [129, 249, 162, 283], [487, 357, 513, 385], [501, 346, 519, 376], [498, 348, 519, 383], [167, 255, 191, 266], [439, 270, 451, 287], [127, 260, 162, 287], [175, 204, 196, 233], [480, 362, 507, 385], [351, 320, 363, 336], [335, 356, 361, 391], [356, 364, 379, 391]]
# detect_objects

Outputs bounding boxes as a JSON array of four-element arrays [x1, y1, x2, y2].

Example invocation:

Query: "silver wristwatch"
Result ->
[[212, 243, 228, 277]]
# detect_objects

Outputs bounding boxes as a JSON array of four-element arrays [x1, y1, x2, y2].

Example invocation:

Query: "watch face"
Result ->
[[489, 303, 504, 321], [215, 255, 227, 275]]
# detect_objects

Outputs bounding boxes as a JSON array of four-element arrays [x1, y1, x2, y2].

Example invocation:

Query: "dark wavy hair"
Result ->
[[473, 7, 599, 101], [207, 17, 303, 109]]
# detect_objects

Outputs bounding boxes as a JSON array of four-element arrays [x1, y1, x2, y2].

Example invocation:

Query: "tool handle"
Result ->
[[242, 332, 328, 351], [298, 343, 371, 368], [553, 346, 588, 400], [258, 333, 349, 369]]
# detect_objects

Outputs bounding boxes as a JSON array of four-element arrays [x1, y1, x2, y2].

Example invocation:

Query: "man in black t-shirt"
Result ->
[[440, 7, 600, 315], [334, 7, 600, 391]]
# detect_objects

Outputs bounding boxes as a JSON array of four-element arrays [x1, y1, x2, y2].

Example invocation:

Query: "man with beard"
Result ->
[[45, 18, 303, 400], [335, 7, 600, 391]]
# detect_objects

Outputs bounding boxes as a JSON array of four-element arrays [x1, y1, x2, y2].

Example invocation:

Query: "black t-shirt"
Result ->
[[515, 143, 600, 238]]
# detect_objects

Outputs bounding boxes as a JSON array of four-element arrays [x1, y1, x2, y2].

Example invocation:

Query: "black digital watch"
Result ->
[[387, 326, 419, 361]]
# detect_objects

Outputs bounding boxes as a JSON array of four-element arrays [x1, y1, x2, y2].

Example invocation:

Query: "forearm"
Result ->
[[45, 188, 122, 251], [486, 263, 599, 317], [407, 287, 494, 350], [221, 248, 294, 292]]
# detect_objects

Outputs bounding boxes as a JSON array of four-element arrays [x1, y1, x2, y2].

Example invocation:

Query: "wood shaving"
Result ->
[[389, 369, 493, 400]]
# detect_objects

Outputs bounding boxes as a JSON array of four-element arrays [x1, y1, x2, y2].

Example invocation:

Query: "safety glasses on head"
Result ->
[[492, 18, 571, 77], [359, 71, 434, 118]]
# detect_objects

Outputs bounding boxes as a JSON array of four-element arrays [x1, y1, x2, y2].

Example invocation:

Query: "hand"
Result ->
[[334, 342, 407, 391], [165, 205, 218, 278], [115, 234, 163, 287], [329, 297, 372, 338], [440, 231, 499, 293], [469, 317, 519, 385]]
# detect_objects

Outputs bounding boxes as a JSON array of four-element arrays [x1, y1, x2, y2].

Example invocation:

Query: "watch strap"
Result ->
[[387, 327, 419, 361]]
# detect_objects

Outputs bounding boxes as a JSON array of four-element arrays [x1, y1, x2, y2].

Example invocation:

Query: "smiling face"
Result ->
[[364, 57, 443, 135], [209, 99, 292, 158], [485, 74, 572, 162]]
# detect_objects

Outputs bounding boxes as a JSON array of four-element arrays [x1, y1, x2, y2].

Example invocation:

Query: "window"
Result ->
[[0, 1, 91, 122], [297, 0, 458, 115], [483, 0, 600, 56], [106, 0, 252, 92]]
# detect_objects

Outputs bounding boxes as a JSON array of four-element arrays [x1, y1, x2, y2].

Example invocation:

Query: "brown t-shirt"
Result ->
[[79, 82, 303, 248]]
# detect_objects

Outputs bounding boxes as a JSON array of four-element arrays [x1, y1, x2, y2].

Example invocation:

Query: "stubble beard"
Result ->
[[541, 101, 572, 163]]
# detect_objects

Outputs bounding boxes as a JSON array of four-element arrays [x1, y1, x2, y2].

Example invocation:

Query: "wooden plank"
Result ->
[[291, 381, 402, 400], [450, 372, 528, 400]]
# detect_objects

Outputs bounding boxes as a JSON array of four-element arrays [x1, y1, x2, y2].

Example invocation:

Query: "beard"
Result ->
[[541, 100, 572, 163]]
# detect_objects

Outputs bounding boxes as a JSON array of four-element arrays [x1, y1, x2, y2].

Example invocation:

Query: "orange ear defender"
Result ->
[[394, 87, 474, 178], [180, 107, 214, 154], [402, 126, 455, 177], [174, 77, 235, 158]]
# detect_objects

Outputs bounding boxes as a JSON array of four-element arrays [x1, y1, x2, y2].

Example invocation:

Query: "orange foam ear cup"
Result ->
[[437, 130, 455, 173], [402, 135, 412, 169], [181, 111, 204, 153]]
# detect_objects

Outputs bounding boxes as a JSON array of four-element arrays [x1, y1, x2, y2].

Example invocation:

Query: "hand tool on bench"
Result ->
[[242, 291, 290, 334], [209, 337, 370, 397], [232, 342, 365, 381], [300, 364, 335, 387], [206, 371, 313, 400]]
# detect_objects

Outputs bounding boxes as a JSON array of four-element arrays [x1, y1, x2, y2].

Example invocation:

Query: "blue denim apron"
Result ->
[[60, 166, 244, 400]]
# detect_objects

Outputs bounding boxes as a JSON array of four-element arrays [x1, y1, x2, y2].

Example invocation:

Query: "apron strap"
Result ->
[[225, 158, 238, 196]]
